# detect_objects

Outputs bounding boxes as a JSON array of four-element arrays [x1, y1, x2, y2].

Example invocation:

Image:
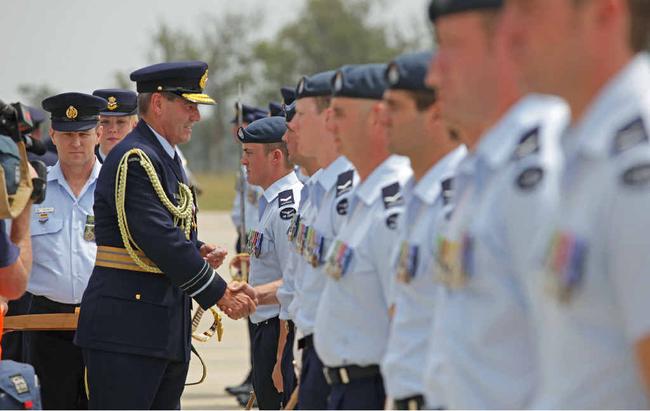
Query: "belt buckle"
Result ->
[[339, 367, 350, 384]]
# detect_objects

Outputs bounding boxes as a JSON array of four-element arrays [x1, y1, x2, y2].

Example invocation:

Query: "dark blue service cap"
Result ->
[[429, 0, 503, 21], [231, 103, 269, 124], [281, 87, 296, 105], [41, 92, 107, 132], [283, 101, 297, 122], [92, 88, 138, 116], [27, 106, 47, 126], [296, 70, 336, 99], [331, 64, 388, 100], [269, 101, 283, 117], [129, 61, 215, 105], [237, 116, 287, 144], [386, 51, 435, 91]]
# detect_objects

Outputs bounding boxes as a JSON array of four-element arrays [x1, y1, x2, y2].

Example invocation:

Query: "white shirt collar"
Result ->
[[147, 124, 176, 159]]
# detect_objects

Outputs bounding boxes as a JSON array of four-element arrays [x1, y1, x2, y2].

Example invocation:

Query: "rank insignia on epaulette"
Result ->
[[611, 117, 648, 156], [434, 233, 472, 289], [287, 214, 301, 242], [382, 182, 404, 209], [9, 374, 29, 395], [441, 178, 453, 206], [246, 230, 264, 258], [336, 170, 354, 197], [396, 241, 419, 283], [542, 231, 587, 303], [512, 126, 540, 160], [278, 189, 295, 207], [325, 240, 353, 280], [83, 215, 95, 242]]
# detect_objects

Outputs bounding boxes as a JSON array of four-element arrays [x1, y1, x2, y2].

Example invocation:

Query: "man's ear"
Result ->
[[151, 93, 164, 116], [49, 128, 57, 146], [95, 124, 103, 144]]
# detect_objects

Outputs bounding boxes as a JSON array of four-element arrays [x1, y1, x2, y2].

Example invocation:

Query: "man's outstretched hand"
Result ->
[[217, 285, 257, 320]]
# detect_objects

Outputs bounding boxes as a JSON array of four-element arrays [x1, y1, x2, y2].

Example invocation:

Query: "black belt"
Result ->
[[298, 334, 313, 350], [323, 364, 380, 385], [252, 316, 279, 327], [394, 394, 425, 410], [30, 295, 79, 314]]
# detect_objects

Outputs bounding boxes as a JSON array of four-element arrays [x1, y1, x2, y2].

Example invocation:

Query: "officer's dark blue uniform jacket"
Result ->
[[74, 120, 227, 362]]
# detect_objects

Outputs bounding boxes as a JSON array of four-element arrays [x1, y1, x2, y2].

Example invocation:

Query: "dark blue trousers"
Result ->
[[2, 292, 32, 362], [82, 348, 189, 410], [251, 316, 282, 410], [299, 340, 330, 409], [327, 374, 386, 410]]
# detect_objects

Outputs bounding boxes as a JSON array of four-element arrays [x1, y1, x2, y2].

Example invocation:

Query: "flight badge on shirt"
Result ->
[[435, 233, 473, 289], [542, 231, 587, 303], [396, 241, 419, 283], [83, 215, 95, 242]]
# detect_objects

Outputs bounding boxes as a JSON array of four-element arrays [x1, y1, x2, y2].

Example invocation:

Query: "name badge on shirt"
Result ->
[[542, 231, 587, 303], [396, 241, 419, 283], [83, 215, 95, 242], [246, 229, 264, 258], [435, 233, 473, 289], [325, 240, 353, 280], [36, 207, 54, 223]]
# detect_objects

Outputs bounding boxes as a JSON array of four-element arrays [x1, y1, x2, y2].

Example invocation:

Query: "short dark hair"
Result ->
[[411, 89, 438, 111], [314, 96, 331, 114], [572, 0, 650, 52], [263, 141, 292, 169], [137, 92, 180, 116]]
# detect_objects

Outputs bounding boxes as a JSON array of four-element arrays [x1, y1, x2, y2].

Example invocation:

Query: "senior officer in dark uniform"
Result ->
[[75, 61, 257, 410], [91, 89, 138, 163]]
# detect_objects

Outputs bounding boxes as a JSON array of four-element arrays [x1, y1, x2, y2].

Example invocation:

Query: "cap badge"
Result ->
[[387, 64, 400, 86], [297, 78, 305, 96], [199, 69, 208, 89], [66, 105, 78, 120], [333, 72, 344, 93], [107, 96, 118, 111], [237, 127, 244, 139]]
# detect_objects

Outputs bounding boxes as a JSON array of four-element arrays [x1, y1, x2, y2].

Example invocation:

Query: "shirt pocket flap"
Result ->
[[30, 217, 63, 236]]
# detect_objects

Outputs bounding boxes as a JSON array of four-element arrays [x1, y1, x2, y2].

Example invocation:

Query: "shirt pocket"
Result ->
[[30, 217, 65, 264]]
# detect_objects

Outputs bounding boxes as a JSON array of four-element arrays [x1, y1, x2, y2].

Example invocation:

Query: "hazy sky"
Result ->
[[0, 0, 429, 104]]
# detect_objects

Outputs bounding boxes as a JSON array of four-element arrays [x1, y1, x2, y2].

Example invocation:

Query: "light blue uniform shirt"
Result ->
[[530, 53, 650, 409], [248, 171, 302, 324], [277, 169, 321, 321], [294, 156, 354, 335], [28, 160, 102, 304], [381, 146, 466, 405], [431, 95, 569, 409], [314, 155, 412, 367]]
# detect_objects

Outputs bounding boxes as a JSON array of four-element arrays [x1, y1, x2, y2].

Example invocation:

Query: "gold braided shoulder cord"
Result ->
[[115, 148, 194, 273]]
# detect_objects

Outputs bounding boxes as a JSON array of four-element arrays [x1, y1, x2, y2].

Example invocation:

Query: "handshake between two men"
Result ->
[[199, 245, 260, 320]]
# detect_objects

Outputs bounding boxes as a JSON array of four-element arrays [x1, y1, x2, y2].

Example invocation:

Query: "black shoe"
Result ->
[[226, 382, 253, 396]]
